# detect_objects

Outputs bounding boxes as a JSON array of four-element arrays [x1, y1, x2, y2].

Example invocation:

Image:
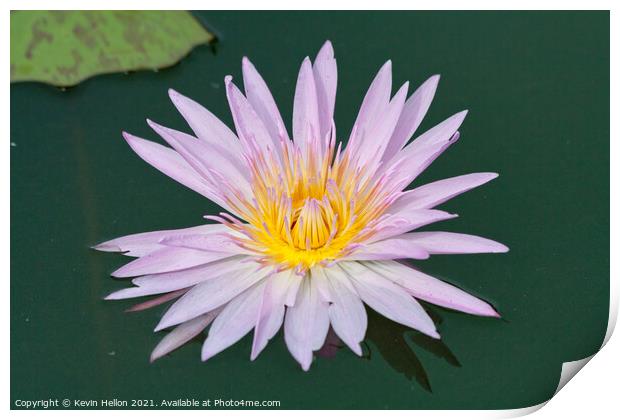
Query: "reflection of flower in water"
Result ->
[[318, 305, 460, 392]]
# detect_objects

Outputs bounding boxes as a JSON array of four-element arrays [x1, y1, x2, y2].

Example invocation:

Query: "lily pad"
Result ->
[[10, 11, 214, 87]]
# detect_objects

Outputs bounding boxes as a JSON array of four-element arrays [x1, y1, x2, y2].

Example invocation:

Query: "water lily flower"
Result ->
[[95, 41, 508, 370]]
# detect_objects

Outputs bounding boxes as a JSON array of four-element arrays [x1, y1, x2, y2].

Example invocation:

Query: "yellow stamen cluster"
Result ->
[[215, 132, 397, 273]]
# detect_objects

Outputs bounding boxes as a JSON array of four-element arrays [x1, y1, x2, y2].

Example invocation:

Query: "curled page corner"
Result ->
[[497, 290, 617, 418]]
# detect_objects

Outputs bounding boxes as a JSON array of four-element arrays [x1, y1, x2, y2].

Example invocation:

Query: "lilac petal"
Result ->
[[250, 271, 294, 360], [408, 110, 468, 150], [284, 276, 330, 371], [150, 308, 222, 362], [225, 76, 278, 154], [121, 132, 216, 201], [389, 173, 499, 213], [394, 232, 509, 254], [352, 61, 392, 137], [125, 289, 188, 312], [293, 57, 320, 150], [382, 75, 440, 161], [167, 89, 244, 156], [321, 266, 367, 356], [312, 40, 337, 141], [285, 274, 303, 306], [111, 247, 233, 278], [159, 233, 252, 255], [147, 120, 251, 196], [155, 265, 270, 331], [368, 209, 458, 243], [340, 261, 439, 339], [106, 257, 247, 299], [242, 57, 289, 143], [357, 81, 409, 166], [310, 266, 332, 302], [366, 260, 500, 317], [93, 224, 228, 257], [201, 281, 266, 361], [344, 238, 430, 260], [387, 130, 460, 191]]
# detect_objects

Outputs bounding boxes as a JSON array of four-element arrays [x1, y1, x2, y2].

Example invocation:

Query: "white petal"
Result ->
[[339, 261, 439, 339], [366, 260, 500, 317], [284, 275, 329, 371], [201, 281, 266, 361], [150, 308, 222, 362], [155, 265, 270, 331], [321, 266, 367, 356]]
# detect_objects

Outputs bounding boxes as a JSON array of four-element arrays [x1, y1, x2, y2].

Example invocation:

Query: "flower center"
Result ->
[[211, 133, 399, 274]]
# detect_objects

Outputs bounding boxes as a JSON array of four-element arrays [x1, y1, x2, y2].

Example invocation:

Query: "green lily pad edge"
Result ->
[[10, 11, 215, 87]]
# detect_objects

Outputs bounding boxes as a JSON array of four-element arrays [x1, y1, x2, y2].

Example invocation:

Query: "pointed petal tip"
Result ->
[[91, 242, 122, 253], [318, 40, 334, 56], [351, 343, 363, 357], [224, 75, 233, 85]]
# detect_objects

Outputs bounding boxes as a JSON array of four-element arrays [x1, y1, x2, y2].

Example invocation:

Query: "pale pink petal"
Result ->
[[168, 89, 243, 156], [310, 265, 332, 302], [250, 271, 294, 360], [393, 231, 509, 254], [389, 173, 499, 213], [284, 276, 330, 371], [225, 76, 278, 153], [105, 257, 247, 299], [366, 260, 500, 317], [201, 281, 266, 361], [159, 233, 253, 255], [386, 130, 460, 191], [321, 266, 367, 356], [340, 261, 439, 339], [125, 289, 188, 312], [348, 61, 392, 154], [368, 209, 458, 243], [407, 110, 468, 150], [382, 75, 440, 161], [150, 308, 222, 362], [111, 247, 233, 278], [147, 119, 251, 198], [93, 224, 228, 257], [344, 238, 429, 260], [121, 132, 216, 202], [357, 81, 409, 167], [312, 41, 337, 141], [242, 57, 289, 142], [293, 57, 320, 150], [155, 265, 270, 331]]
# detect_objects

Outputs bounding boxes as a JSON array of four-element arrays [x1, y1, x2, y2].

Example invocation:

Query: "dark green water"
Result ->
[[11, 11, 609, 409]]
